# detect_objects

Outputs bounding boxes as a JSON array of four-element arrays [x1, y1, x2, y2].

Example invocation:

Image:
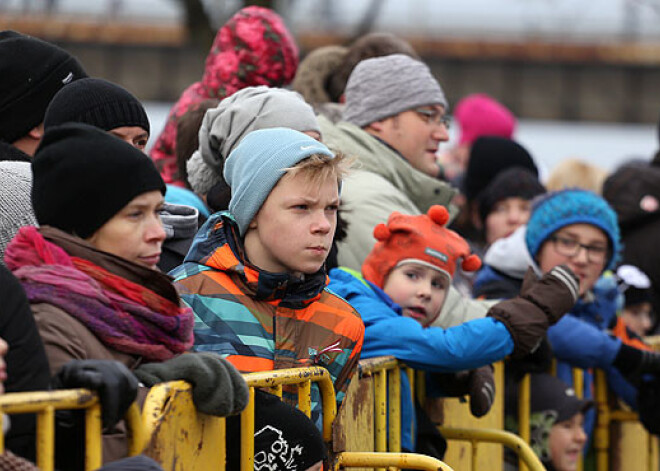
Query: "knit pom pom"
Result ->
[[427, 205, 449, 226], [462, 254, 482, 272], [373, 223, 391, 241]]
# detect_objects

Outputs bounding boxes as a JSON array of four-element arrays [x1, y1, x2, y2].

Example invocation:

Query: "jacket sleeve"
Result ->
[[366, 316, 513, 372], [547, 315, 621, 369]]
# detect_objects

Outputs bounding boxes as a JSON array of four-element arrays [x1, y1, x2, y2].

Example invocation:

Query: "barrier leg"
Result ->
[[240, 387, 255, 471]]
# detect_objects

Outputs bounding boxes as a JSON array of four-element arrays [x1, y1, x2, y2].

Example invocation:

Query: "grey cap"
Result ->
[[342, 54, 447, 127], [187, 86, 320, 195]]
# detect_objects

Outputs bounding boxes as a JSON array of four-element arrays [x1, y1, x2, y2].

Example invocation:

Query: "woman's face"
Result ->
[[86, 191, 166, 269], [536, 223, 608, 296]]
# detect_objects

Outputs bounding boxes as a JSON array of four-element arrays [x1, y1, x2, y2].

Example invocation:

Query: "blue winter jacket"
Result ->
[[328, 267, 514, 450]]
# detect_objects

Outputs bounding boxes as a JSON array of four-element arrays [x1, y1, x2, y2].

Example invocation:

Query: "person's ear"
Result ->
[[28, 123, 44, 141]]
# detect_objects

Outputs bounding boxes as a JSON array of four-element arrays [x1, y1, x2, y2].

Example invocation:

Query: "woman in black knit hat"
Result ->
[[3, 123, 247, 469], [43, 78, 207, 272]]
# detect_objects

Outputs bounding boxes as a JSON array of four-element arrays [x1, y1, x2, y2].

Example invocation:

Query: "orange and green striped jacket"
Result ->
[[170, 212, 364, 420]]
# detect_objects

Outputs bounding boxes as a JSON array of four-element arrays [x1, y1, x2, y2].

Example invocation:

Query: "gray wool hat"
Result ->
[[187, 86, 320, 195], [342, 54, 448, 127], [0, 161, 37, 263], [224, 128, 334, 235]]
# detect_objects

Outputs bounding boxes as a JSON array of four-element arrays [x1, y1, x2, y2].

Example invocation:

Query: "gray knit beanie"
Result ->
[[342, 54, 447, 127], [187, 86, 320, 195], [224, 128, 334, 235], [0, 161, 37, 263]]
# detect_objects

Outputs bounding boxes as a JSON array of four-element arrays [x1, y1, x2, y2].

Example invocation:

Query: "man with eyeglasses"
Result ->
[[475, 188, 660, 440], [320, 53, 492, 326]]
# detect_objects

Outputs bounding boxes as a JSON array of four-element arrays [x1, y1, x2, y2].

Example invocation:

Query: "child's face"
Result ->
[[243, 171, 338, 276], [548, 413, 587, 471], [536, 223, 608, 296], [383, 263, 449, 326], [621, 302, 654, 337], [485, 197, 531, 245]]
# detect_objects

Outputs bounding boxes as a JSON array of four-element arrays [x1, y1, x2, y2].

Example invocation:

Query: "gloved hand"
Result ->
[[638, 374, 660, 436], [507, 337, 554, 382], [488, 265, 579, 358], [51, 360, 138, 430], [429, 366, 495, 418], [614, 344, 660, 384], [467, 365, 495, 418], [134, 352, 248, 417]]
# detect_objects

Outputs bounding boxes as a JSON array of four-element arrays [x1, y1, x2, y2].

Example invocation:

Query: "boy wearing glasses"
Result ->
[[320, 53, 490, 326], [475, 189, 660, 440]]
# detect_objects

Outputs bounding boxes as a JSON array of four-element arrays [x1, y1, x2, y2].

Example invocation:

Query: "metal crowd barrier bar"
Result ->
[[358, 355, 404, 459], [241, 367, 337, 471], [437, 426, 546, 471], [334, 451, 456, 470], [0, 389, 145, 471]]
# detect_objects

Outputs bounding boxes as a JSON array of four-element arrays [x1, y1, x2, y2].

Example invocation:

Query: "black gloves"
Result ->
[[51, 360, 138, 430], [134, 352, 249, 417], [614, 344, 660, 384], [488, 265, 579, 358], [432, 365, 496, 418], [507, 337, 554, 382]]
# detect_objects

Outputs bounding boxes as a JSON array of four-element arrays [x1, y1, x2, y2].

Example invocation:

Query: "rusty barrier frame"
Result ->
[[334, 451, 455, 470], [361, 356, 545, 471], [240, 366, 337, 471], [0, 389, 145, 471]]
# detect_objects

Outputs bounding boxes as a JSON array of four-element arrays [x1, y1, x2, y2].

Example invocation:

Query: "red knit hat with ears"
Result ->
[[362, 205, 482, 288]]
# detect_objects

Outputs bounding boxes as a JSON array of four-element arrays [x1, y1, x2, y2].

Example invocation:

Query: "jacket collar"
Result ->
[[0, 141, 31, 162], [319, 117, 457, 214], [185, 212, 328, 306]]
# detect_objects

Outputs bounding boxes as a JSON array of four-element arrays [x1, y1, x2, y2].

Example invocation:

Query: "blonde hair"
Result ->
[[546, 158, 608, 195], [284, 152, 352, 186]]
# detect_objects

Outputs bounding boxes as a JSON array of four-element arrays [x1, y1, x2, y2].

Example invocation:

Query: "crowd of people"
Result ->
[[1, 5, 660, 471]]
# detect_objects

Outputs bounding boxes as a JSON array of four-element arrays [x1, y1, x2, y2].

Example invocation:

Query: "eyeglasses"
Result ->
[[549, 235, 608, 264], [413, 108, 452, 129]]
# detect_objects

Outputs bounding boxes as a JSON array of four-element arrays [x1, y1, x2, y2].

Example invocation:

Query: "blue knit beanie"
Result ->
[[525, 189, 620, 271], [224, 128, 335, 235]]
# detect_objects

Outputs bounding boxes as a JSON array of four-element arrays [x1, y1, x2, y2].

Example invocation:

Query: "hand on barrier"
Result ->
[[51, 359, 138, 429], [134, 352, 249, 416], [487, 265, 579, 358], [468, 365, 495, 418]]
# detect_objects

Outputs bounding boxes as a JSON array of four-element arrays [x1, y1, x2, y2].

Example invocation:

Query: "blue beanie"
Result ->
[[224, 128, 335, 235], [525, 189, 620, 271]]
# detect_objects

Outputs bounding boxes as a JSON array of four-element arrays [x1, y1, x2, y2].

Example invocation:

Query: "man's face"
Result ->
[[371, 105, 449, 177], [243, 171, 339, 276]]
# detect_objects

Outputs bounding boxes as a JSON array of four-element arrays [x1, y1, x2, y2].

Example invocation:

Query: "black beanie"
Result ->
[[44, 78, 150, 134], [32, 123, 165, 239], [0, 30, 87, 143], [463, 136, 538, 203], [478, 167, 546, 224], [226, 390, 326, 470]]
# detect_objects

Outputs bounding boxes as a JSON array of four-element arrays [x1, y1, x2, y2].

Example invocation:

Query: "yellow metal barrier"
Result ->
[[141, 380, 227, 471], [438, 426, 546, 471], [0, 388, 145, 471], [358, 356, 405, 457], [241, 366, 337, 471], [334, 451, 455, 470]]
